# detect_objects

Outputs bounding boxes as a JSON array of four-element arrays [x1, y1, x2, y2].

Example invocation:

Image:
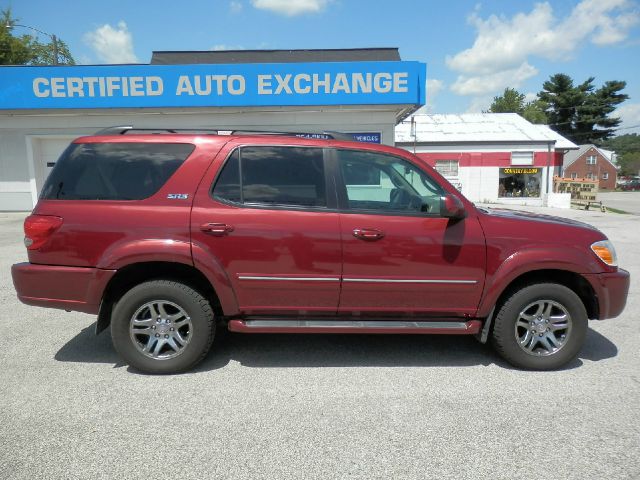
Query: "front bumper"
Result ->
[[11, 262, 116, 314], [584, 268, 630, 319]]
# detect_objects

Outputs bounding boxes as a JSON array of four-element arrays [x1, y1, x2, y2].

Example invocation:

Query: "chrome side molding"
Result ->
[[228, 319, 483, 335]]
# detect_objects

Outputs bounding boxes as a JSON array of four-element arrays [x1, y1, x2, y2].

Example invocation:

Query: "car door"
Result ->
[[334, 148, 486, 317], [191, 142, 342, 316]]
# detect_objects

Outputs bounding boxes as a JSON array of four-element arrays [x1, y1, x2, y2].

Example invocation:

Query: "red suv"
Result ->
[[11, 127, 630, 373]]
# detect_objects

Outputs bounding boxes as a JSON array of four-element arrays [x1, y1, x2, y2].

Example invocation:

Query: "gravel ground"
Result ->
[[0, 207, 638, 480]]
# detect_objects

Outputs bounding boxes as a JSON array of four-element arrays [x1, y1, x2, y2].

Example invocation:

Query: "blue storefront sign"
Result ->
[[0, 61, 426, 110], [296, 132, 381, 143]]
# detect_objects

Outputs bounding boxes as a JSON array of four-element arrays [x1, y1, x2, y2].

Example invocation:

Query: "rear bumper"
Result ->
[[11, 262, 116, 314], [584, 268, 630, 319]]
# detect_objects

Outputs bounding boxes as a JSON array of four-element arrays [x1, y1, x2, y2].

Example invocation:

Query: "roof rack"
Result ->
[[94, 125, 356, 141], [94, 126, 223, 135]]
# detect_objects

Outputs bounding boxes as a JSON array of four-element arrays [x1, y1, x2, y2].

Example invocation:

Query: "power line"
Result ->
[[615, 124, 640, 131], [547, 117, 621, 127], [553, 125, 640, 140], [541, 101, 628, 112]]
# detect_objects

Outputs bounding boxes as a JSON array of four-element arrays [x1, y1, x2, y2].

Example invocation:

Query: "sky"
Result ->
[[5, 0, 640, 134]]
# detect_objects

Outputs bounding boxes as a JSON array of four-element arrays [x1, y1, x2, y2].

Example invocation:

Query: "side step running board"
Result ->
[[228, 319, 482, 335]]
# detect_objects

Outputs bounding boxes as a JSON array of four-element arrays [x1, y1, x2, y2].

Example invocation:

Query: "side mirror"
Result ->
[[440, 194, 466, 220]]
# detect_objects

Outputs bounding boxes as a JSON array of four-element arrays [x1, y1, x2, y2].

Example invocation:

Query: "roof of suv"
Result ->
[[73, 127, 402, 153]]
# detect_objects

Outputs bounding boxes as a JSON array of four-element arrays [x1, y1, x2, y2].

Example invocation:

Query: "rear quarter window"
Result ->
[[40, 142, 195, 200]]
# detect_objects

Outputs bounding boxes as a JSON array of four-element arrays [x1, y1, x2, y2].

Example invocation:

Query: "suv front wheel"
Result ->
[[491, 283, 588, 370], [111, 280, 215, 374]]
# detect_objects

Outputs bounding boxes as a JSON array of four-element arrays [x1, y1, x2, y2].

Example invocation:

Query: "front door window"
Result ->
[[338, 149, 444, 215]]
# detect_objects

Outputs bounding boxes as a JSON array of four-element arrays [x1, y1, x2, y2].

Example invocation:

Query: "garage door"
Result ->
[[31, 137, 76, 196]]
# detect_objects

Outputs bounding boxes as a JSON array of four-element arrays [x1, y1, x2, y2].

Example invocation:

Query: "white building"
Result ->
[[395, 113, 578, 206]]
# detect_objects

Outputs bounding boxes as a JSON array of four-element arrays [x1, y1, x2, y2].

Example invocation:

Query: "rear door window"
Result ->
[[212, 146, 327, 208], [40, 142, 194, 200]]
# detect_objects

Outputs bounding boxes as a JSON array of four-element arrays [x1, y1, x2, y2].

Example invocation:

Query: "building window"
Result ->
[[586, 172, 595, 180], [571, 173, 577, 179], [511, 151, 534, 166], [602, 172, 609, 180], [434, 160, 459, 177], [586, 155, 597, 165], [499, 167, 542, 198]]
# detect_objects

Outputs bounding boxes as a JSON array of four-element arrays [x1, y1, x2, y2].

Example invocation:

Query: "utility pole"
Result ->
[[51, 34, 59, 65]]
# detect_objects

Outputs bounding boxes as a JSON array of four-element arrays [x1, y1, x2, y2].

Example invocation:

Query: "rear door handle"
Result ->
[[200, 223, 234, 236], [352, 228, 385, 241]]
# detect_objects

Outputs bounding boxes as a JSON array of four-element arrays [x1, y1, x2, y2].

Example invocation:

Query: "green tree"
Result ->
[[488, 87, 547, 124], [30, 38, 75, 65], [617, 151, 640, 176], [601, 133, 640, 176], [489, 88, 526, 113], [522, 100, 547, 124], [0, 8, 74, 65], [539, 74, 628, 144], [0, 9, 33, 64], [600, 133, 640, 156]]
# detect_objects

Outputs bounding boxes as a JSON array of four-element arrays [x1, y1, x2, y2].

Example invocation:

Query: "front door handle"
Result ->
[[200, 223, 234, 236], [352, 228, 385, 241]]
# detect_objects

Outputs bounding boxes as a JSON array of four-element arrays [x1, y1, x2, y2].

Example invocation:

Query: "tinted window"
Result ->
[[338, 150, 443, 214], [40, 142, 194, 200], [212, 146, 326, 208], [212, 150, 241, 203]]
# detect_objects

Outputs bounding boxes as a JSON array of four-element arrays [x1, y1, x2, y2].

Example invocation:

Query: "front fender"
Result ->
[[476, 246, 600, 317]]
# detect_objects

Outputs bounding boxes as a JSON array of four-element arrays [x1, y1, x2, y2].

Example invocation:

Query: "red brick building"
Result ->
[[562, 145, 617, 190]]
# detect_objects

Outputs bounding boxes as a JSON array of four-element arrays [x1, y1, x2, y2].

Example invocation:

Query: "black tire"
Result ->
[[111, 280, 215, 374], [491, 283, 587, 370]]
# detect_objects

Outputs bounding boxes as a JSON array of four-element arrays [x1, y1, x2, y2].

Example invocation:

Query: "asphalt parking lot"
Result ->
[[599, 191, 640, 215], [0, 207, 638, 480]]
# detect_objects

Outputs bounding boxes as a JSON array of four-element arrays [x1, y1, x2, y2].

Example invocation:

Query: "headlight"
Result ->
[[591, 240, 618, 267]]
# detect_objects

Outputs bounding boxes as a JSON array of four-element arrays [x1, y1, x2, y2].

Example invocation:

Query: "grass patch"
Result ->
[[605, 206, 630, 214]]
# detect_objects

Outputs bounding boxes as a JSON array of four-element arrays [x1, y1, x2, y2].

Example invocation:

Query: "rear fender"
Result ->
[[96, 239, 239, 316], [97, 239, 194, 270], [191, 241, 239, 316]]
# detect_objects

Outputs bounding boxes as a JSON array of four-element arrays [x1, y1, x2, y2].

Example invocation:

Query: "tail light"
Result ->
[[24, 215, 63, 250]]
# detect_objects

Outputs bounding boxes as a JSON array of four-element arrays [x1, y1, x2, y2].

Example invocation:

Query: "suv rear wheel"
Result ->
[[111, 280, 215, 374], [491, 283, 587, 370]]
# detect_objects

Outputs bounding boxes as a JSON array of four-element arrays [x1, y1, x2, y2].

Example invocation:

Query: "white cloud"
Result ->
[[616, 103, 640, 134], [446, 0, 639, 97], [84, 21, 138, 64], [427, 78, 444, 99], [451, 62, 538, 96], [230, 1, 243, 13], [416, 79, 445, 113], [251, 0, 329, 16], [211, 44, 245, 51], [466, 96, 493, 114], [77, 54, 93, 65]]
